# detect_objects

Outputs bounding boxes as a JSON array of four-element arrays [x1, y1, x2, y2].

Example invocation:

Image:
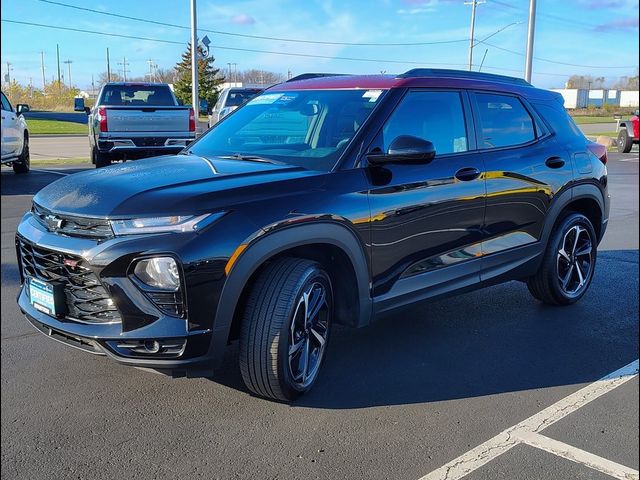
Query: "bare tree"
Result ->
[[235, 69, 286, 86]]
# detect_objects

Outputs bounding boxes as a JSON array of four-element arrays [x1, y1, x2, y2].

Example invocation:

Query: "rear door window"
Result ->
[[475, 93, 535, 149]]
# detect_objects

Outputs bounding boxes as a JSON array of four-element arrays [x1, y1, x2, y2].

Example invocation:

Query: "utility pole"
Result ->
[[147, 59, 156, 82], [63, 60, 73, 88], [5, 61, 11, 84], [524, 0, 537, 83], [232, 63, 238, 84], [190, 0, 199, 119], [118, 57, 129, 81], [106, 48, 111, 82], [40, 51, 46, 89], [56, 44, 61, 86], [227, 63, 232, 83], [465, 0, 484, 71], [287, 69, 292, 80]]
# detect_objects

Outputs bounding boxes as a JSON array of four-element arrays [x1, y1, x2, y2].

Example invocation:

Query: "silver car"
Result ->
[[208, 87, 263, 127]]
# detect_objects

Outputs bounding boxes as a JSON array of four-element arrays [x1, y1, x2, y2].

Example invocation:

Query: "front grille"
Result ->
[[32, 203, 113, 239], [18, 238, 121, 324]]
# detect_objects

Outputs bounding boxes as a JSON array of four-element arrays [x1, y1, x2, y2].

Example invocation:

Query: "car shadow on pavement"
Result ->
[[214, 249, 639, 408], [0, 168, 88, 196]]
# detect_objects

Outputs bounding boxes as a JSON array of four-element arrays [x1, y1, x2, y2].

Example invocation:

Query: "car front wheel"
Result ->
[[527, 213, 597, 305], [239, 257, 333, 402]]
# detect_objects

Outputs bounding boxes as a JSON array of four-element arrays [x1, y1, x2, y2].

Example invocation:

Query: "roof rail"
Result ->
[[398, 68, 531, 86], [286, 73, 349, 83]]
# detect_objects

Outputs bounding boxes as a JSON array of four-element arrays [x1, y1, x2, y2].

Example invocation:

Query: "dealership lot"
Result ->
[[1, 153, 638, 479]]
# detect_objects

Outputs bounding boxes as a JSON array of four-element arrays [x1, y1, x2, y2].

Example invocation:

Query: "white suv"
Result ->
[[1, 91, 30, 174]]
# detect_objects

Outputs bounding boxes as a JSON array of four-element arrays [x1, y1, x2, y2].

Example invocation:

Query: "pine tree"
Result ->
[[174, 43, 224, 111]]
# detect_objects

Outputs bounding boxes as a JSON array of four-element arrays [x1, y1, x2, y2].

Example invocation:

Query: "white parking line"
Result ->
[[419, 359, 639, 480], [31, 168, 71, 176], [513, 431, 638, 480]]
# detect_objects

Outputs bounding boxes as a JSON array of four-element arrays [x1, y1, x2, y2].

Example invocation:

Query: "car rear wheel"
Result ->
[[527, 213, 597, 305], [617, 129, 633, 153], [92, 147, 111, 168], [12, 135, 30, 174], [239, 257, 333, 402]]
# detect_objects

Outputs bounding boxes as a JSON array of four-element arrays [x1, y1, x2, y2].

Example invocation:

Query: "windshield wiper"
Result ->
[[220, 153, 285, 165]]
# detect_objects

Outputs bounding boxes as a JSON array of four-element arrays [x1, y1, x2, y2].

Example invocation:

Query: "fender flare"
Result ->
[[540, 183, 605, 245], [209, 221, 372, 369]]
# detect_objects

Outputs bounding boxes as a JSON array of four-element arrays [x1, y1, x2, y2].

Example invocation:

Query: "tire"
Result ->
[[617, 128, 633, 153], [527, 213, 597, 305], [92, 147, 111, 168], [12, 134, 30, 174], [239, 257, 333, 402]]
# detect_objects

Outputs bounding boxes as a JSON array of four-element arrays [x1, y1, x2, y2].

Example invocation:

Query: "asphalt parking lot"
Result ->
[[1, 152, 638, 480]]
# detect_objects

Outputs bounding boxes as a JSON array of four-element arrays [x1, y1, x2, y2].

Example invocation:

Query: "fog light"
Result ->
[[134, 257, 180, 290], [144, 340, 161, 353]]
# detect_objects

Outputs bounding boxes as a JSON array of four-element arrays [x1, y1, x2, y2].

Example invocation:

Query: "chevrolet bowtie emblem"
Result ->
[[44, 214, 64, 231]]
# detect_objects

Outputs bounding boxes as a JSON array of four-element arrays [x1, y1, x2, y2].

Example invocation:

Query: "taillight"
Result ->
[[189, 108, 196, 132], [97, 107, 108, 132], [587, 141, 607, 165]]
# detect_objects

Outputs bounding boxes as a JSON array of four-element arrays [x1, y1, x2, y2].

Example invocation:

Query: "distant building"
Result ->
[[550, 88, 639, 109]]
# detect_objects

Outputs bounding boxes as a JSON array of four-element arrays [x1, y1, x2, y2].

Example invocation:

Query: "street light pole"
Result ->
[[190, 0, 199, 119], [465, 0, 484, 71], [524, 0, 537, 83]]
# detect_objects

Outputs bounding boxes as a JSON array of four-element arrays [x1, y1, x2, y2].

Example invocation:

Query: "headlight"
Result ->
[[110, 212, 225, 235], [134, 257, 180, 290]]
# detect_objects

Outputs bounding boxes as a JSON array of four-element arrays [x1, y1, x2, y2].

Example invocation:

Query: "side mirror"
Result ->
[[16, 104, 30, 115], [74, 97, 86, 112], [84, 106, 91, 114], [367, 135, 436, 165]]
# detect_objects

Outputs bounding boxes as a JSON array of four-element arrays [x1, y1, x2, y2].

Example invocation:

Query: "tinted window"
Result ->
[[476, 93, 535, 148], [382, 91, 468, 155], [1, 93, 12, 112], [99, 85, 176, 106], [225, 89, 262, 107]]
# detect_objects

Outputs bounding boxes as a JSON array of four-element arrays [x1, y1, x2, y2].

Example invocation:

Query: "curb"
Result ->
[[31, 134, 87, 138]]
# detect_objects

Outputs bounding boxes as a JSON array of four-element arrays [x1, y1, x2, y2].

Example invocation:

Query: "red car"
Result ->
[[617, 110, 639, 153]]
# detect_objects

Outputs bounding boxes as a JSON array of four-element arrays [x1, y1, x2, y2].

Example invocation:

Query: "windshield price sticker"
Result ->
[[362, 89, 383, 102]]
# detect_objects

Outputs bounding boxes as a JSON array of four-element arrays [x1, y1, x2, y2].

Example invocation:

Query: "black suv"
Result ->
[[16, 69, 609, 401]]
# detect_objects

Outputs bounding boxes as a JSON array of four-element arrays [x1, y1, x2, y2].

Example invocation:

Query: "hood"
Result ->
[[34, 155, 322, 218]]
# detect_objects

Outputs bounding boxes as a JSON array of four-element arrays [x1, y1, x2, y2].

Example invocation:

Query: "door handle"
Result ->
[[545, 156, 565, 169], [455, 167, 481, 181]]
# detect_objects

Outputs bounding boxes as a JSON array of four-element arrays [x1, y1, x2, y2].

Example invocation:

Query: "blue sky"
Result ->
[[1, 0, 638, 90]]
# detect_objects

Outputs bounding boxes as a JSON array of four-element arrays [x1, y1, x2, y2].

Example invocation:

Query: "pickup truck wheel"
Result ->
[[617, 129, 633, 153], [12, 135, 30, 174], [527, 213, 597, 305], [93, 148, 111, 168], [239, 257, 333, 402]]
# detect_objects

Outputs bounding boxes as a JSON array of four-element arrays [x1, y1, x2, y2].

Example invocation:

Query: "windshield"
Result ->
[[225, 89, 262, 107], [190, 89, 385, 171], [100, 85, 176, 106]]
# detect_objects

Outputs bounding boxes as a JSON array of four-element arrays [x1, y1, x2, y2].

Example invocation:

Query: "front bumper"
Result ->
[[16, 211, 224, 375]]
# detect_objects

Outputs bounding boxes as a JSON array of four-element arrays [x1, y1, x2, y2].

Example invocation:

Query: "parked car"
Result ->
[[208, 87, 263, 127], [1, 91, 30, 174], [617, 110, 639, 153], [17, 69, 609, 402], [76, 82, 196, 168]]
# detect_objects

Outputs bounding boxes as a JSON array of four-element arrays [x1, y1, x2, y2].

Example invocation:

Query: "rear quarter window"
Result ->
[[475, 93, 536, 149]]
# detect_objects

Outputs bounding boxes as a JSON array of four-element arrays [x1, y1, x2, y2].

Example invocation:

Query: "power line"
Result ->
[[479, 40, 637, 69], [0, 19, 470, 67], [1, 19, 632, 79], [38, 0, 470, 47]]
